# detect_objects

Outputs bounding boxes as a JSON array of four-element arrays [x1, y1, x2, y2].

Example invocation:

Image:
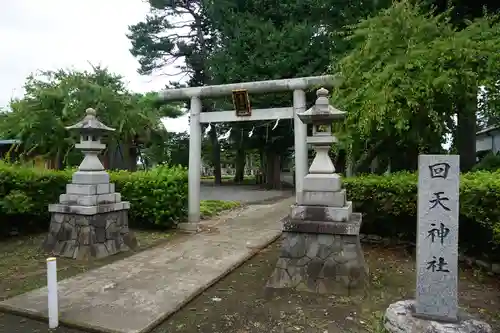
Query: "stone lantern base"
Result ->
[[266, 161, 368, 295], [384, 300, 492, 333], [43, 182, 138, 260], [266, 212, 368, 295]]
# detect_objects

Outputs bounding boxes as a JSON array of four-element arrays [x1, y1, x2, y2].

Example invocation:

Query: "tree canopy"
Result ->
[[0, 66, 183, 169], [2, 0, 499, 178], [125, 0, 500, 178], [330, 1, 500, 172]]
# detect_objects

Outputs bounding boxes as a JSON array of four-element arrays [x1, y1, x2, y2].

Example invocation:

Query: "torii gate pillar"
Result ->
[[158, 75, 337, 232]]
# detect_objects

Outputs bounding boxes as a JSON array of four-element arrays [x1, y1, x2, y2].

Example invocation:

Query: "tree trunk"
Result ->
[[265, 150, 274, 188], [129, 145, 138, 172], [234, 147, 246, 183], [373, 155, 389, 174], [209, 126, 222, 185], [456, 93, 477, 172], [259, 149, 265, 174], [108, 142, 130, 171], [54, 149, 64, 170], [333, 149, 346, 174], [353, 139, 387, 174], [265, 150, 282, 189], [273, 153, 282, 189]]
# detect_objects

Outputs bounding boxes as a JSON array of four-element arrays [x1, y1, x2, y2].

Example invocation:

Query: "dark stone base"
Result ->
[[266, 231, 368, 295], [43, 210, 138, 260], [284, 212, 362, 235]]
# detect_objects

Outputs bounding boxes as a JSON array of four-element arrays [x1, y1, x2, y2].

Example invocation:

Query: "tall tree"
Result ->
[[331, 1, 500, 173], [128, 0, 226, 184], [141, 130, 190, 168], [422, 0, 500, 170], [204, 0, 391, 186]]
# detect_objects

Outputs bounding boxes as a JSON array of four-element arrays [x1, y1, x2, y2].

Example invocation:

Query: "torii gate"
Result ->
[[158, 75, 336, 231]]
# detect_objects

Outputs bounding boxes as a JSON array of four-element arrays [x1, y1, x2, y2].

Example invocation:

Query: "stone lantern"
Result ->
[[67, 107, 115, 181], [298, 87, 345, 178], [43, 108, 138, 260], [267, 88, 367, 294]]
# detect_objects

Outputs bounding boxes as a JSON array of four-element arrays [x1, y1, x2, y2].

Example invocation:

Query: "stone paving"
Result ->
[[200, 183, 291, 203], [0, 197, 294, 333]]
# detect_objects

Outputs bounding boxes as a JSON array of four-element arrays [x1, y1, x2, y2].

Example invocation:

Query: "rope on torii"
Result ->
[[203, 119, 283, 141]]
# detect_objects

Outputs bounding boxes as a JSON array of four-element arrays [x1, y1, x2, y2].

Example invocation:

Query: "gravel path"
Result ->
[[200, 184, 291, 203]]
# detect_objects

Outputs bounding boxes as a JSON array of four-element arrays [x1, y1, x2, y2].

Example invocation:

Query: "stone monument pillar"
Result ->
[[43, 108, 138, 260], [266, 88, 367, 295], [384, 155, 491, 333]]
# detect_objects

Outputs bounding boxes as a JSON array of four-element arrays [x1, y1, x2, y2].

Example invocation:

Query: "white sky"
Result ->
[[0, 0, 189, 133]]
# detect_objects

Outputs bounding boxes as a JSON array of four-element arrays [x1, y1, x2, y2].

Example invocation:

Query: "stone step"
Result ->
[[66, 183, 116, 195], [59, 193, 121, 206], [284, 212, 362, 235], [72, 171, 110, 184], [298, 189, 346, 207], [291, 201, 353, 222], [303, 173, 342, 192], [48, 202, 130, 215]]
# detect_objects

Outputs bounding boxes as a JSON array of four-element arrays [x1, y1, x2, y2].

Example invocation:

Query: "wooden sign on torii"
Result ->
[[232, 89, 251, 117]]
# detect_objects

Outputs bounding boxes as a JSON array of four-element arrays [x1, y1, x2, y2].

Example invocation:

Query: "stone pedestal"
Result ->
[[44, 182, 138, 260], [267, 210, 367, 295], [44, 208, 137, 260], [384, 300, 492, 333]]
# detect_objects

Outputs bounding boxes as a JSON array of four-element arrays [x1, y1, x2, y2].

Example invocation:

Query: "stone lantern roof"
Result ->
[[65, 108, 115, 133], [297, 88, 346, 125]]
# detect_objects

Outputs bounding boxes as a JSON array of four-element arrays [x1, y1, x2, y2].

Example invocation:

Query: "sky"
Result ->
[[0, 0, 190, 133]]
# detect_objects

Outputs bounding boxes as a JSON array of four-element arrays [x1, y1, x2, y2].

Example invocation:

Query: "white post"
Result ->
[[47, 257, 58, 329], [293, 89, 308, 203], [187, 96, 202, 225]]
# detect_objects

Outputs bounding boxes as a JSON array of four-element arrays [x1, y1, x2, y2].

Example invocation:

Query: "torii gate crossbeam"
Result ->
[[158, 75, 338, 232]]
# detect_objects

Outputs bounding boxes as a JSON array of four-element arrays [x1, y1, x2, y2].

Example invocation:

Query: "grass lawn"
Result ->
[[0, 200, 240, 301], [154, 240, 500, 333], [0, 230, 172, 300], [201, 175, 257, 186], [200, 200, 241, 218], [0, 238, 498, 332]]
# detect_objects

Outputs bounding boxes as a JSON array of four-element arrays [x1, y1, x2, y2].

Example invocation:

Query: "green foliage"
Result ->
[[344, 171, 500, 259], [111, 166, 188, 228], [473, 152, 500, 171], [200, 200, 240, 219], [0, 66, 182, 170], [0, 190, 34, 215], [0, 164, 69, 234], [141, 130, 190, 168], [204, 0, 390, 154], [332, 1, 500, 172], [0, 163, 222, 236]]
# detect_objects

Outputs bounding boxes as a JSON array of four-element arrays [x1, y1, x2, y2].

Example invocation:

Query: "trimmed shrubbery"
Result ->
[[344, 171, 500, 260], [1, 162, 499, 260], [0, 163, 239, 236]]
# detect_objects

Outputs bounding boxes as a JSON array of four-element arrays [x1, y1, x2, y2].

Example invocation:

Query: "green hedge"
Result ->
[[344, 171, 500, 260], [0, 163, 188, 235], [2, 162, 499, 260]]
